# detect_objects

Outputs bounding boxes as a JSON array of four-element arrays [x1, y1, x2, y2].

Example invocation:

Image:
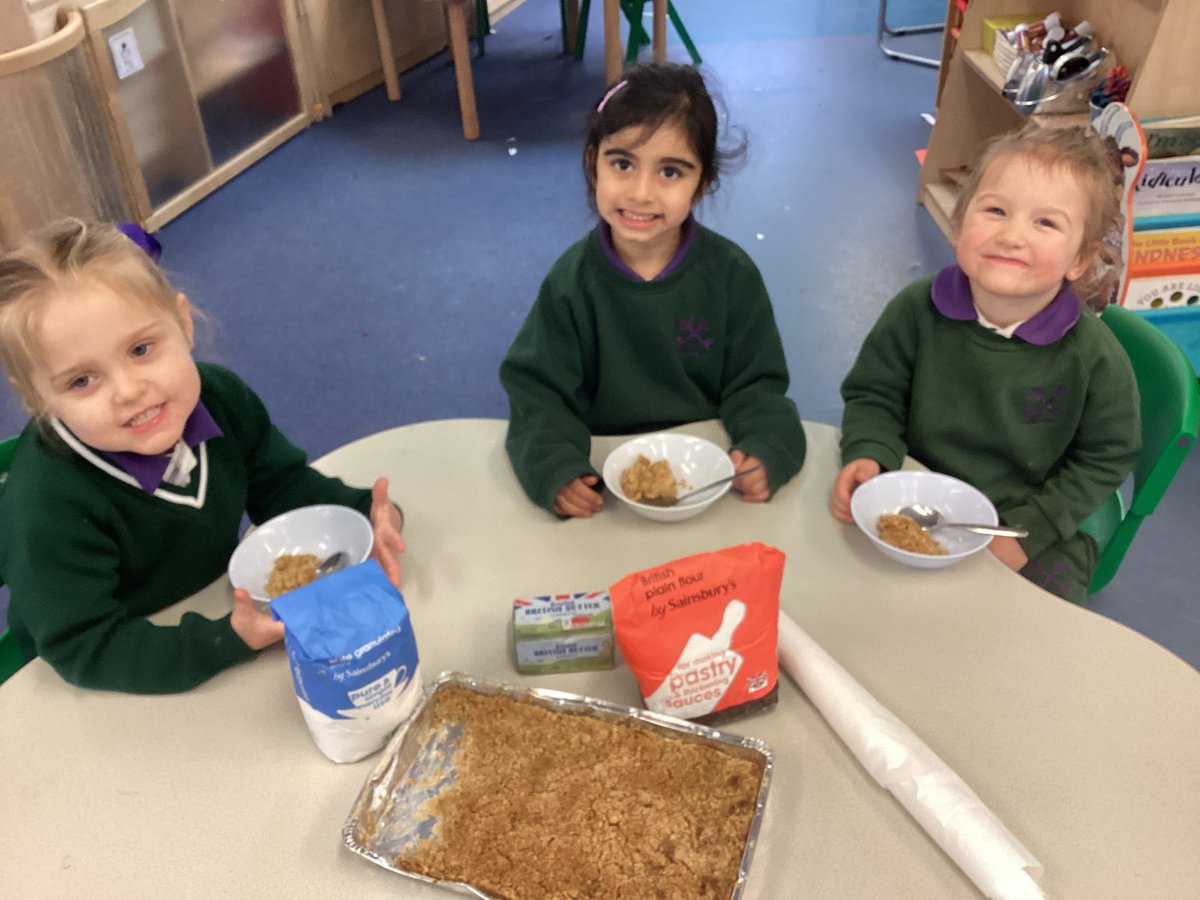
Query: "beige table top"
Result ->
[[3, 418, 1198, 899]]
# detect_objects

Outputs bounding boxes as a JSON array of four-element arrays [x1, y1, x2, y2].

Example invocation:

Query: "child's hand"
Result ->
[[729, 450, 769, 502], [830, 459, 881, 524], [988, 535, 1029, 572], [231, 589, 285, 650], [370, 477, 406, 589], [555, 475, 604, 518]]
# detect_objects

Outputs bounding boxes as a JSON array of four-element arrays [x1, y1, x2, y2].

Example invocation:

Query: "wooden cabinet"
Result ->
[[918, 0, 1200, 239], [79, 0, 318, 231]]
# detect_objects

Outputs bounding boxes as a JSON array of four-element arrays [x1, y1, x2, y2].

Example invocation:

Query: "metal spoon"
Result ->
[[898, 504, 1028, 538], [314, 551, 347, 577], [642, 464, 765, 507]]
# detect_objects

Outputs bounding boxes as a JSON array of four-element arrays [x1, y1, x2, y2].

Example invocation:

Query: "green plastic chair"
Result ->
[[573, 0, 701, 65], [1080, 305, 1200, 595], [1, 433, 32, 685]]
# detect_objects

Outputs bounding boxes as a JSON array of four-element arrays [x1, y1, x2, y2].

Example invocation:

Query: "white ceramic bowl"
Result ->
[[849, 471, 998, 569], [227, 505, 373, 603], [602, 433, 736, 523]]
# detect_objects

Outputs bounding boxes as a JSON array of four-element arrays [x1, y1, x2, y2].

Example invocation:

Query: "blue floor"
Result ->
[[2, 1, 1196, 667]]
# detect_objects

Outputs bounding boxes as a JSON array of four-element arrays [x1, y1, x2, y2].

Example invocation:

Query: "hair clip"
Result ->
[[597, 80, 628, 113], [116, 222, 162, 263]]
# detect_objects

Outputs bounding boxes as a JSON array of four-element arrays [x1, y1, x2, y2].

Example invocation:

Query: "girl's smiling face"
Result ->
[[593, 119, 705, 275], [30, 282, 201, 456], [955, 153, 1095, 325]]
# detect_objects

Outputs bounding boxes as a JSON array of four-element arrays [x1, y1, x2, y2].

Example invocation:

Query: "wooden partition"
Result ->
[[0, 10, 131, 248]]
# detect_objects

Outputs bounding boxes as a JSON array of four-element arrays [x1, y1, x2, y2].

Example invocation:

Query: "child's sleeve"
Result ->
[[999, 340, 1141, 560], [838, 290, 920, 471], [499, 283, 597, 512], [6, 501, 254, 694], [716, 260, 806, 494]]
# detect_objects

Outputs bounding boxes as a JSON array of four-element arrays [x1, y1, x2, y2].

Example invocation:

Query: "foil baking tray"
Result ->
[[342, 671, 774, 899]]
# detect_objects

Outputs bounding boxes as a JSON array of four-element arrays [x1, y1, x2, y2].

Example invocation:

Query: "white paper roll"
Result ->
[[777, 612, 1045, 900]]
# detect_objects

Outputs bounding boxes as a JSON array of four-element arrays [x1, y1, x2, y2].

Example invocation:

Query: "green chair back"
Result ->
[[1081, 306, 1200, 594], [1, 433, 33, 685]]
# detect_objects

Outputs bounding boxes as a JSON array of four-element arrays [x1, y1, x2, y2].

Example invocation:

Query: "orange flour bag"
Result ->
[[609, 542, 783, 726]]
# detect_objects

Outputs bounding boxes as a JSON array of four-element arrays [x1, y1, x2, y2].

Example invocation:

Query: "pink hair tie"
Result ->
[[597, 80, 628, 113]]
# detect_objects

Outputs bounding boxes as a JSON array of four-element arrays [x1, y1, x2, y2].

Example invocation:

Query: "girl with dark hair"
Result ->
[[500, 64, 805, 517]]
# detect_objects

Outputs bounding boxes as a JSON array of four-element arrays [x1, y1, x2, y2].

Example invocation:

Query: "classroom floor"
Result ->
[[2, 1, 1196, 668]]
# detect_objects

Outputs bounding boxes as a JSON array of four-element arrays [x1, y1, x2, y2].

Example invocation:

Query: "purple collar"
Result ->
[[597, 214, 697, 282], [104, 402, 223, 493], [930, 265, 1081, 345]]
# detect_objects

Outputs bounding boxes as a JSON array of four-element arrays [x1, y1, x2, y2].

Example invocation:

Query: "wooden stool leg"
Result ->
[[652, 0, 666, 64], [445, 1, 480, 140], [371, 0, 401, 101], [604, 0, 622, 84]]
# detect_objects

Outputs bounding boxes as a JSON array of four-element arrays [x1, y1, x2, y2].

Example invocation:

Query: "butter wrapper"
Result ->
[[512, 592, 615, 674]]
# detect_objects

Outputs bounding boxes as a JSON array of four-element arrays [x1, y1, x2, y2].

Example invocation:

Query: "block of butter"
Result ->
[[513, 591, 615, 674]]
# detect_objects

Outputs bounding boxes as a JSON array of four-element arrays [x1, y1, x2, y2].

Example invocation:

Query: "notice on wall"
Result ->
[[108, 28, 145, 80]]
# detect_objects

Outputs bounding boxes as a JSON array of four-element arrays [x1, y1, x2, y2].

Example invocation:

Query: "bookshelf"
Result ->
[[918, 0, 1200, 239]]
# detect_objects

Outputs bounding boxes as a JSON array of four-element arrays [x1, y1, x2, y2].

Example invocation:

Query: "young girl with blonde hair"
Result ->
[[0, 219, 404, 692], [830, 124, 1140, 603]]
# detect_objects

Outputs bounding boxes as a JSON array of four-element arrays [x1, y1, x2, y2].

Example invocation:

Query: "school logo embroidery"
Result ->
[[676, 316, 713, 357], [1022, 385, 1067, 424]]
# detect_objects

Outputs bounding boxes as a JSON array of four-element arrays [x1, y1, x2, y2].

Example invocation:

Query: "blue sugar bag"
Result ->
[[272, 560, 422, 762], [272, 559, 410, 659]]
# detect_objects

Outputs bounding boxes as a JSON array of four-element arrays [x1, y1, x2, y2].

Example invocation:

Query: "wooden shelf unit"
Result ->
[[918, 0, 1200, 239]]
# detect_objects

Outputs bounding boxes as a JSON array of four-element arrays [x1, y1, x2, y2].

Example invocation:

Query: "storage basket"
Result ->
[[1011, 61, 1106, 116]]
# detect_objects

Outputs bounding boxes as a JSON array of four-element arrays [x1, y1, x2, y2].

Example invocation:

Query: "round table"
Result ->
[[2, 419, 1197, 898]]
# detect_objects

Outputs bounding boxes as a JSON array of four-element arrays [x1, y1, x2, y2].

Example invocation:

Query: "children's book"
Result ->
[[1141, 114, 1200, 160], [1132, 154, 1200, 228], [1128, 114, 1200, 228], [1124, 228, 1200, 312]]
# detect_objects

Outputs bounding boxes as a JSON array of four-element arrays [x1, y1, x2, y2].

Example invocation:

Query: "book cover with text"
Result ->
[[1142, 114, 1200, 160]]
